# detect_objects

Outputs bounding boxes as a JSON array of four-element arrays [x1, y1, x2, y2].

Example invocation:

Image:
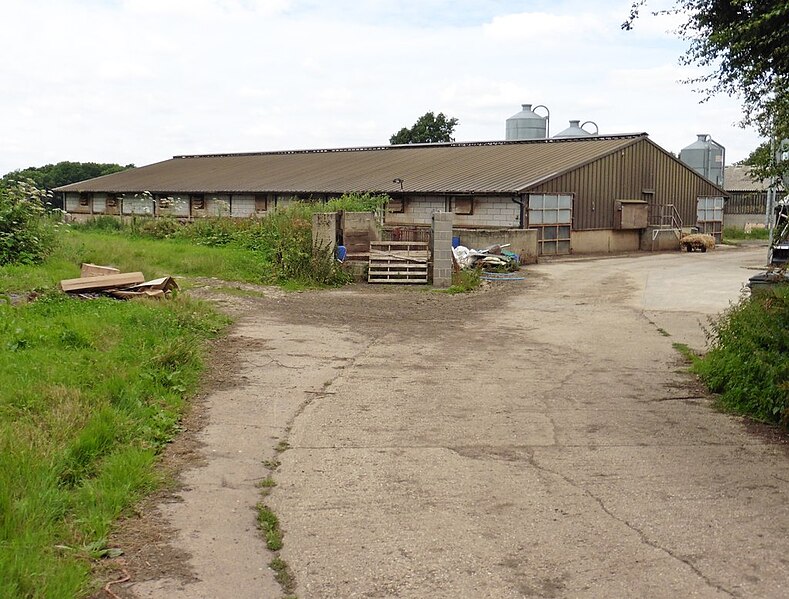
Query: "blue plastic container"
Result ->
[[452, 236, 461, 248]]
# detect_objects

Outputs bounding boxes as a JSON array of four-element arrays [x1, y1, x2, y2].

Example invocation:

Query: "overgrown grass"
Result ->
[[0, 292, 228, 597], [693, 286, 789, 426], [0, 229, 267, 293], [722, 226, 770, 241], [69, 192, 389, 287]]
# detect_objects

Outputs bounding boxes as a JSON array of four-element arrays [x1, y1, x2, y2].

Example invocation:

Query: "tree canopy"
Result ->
[[0, 161, 135, 190], [389, 111, 459, 144], [623, 1, 789, 147]]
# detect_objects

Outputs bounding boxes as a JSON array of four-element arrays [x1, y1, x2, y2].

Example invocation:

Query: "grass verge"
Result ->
[[0, 291, 228, 597], [0, 229, 267, 294], [692, 286, 789, 426]]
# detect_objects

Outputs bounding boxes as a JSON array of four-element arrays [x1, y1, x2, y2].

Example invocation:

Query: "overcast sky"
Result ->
[[0, 0, 764, 175]]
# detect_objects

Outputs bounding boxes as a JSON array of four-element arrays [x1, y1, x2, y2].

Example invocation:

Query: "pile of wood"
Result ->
[[59, 264, 178, 299]]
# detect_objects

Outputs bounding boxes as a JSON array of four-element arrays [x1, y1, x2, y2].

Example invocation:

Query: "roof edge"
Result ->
[[173, 133, 649, 160]]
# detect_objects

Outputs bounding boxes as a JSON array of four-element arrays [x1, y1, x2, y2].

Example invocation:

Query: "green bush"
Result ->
[[693, 286, 789, 425], [0, 180, 58, 265]]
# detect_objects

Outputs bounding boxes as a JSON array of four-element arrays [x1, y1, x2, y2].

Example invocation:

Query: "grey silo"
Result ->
[[505, 104, 548, 140], [553, 120, 594, 138], [679, 134, 725, 186]]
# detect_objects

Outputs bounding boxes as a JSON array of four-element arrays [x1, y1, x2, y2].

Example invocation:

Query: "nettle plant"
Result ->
[[0, 179, 58, 265]]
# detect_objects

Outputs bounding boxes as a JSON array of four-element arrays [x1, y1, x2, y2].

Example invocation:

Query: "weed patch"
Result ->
[[256, 504, 284, 551], [269, 556, 297, 597], [439, 269, 481, 294], [692, 287, 789, 425]]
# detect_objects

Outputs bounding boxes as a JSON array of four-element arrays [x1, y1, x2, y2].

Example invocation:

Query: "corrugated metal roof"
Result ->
[[723, 165, 771, 191], [56, 135, 647, 195]]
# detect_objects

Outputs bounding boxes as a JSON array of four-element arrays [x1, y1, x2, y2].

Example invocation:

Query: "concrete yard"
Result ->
[[120, 245, 788, 599]]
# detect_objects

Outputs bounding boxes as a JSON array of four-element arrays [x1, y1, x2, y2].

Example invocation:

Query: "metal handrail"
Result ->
[[651, 203, 683, 241]]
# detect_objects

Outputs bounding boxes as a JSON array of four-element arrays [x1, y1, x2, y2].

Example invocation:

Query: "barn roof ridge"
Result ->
[[172, 133, 649, 160]]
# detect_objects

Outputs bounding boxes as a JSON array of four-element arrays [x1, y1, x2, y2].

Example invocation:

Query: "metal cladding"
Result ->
[[505, 104, 547, 140], [679, 134, 725, 187], [553, 120, 594, 138], [55, 135, 647, 196]]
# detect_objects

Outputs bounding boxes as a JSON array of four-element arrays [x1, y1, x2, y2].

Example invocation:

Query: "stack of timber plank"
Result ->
[[368, 241, 429, 284], [59, 264, 178, 299]]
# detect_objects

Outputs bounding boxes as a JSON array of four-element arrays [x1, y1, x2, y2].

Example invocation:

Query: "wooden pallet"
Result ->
[[368, 241, 429, 284]]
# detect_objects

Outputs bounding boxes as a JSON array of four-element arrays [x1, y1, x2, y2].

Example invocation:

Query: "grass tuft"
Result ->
[[269, 556, 297, 597], [256, 504, 283, 551]]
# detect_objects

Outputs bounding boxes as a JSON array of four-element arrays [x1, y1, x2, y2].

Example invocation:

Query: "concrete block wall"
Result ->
[[385, 196, 520, 228], [431, 212, 453, 288], [231, 194, 255, 218], [121, 194, 155, 215], [386, 197, 445, 226], [723, 214, 765, 230], [453, 197, 520, 228]]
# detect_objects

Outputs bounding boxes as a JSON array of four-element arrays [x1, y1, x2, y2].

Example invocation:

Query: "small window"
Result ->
[[388, 198, 405, 213], [453, 197, 473, 215], [79, 193, 90, 207], [158, 196, 172, 208], [191, 195, 205, 210], [106, 195, 117, 208], [254, 195, 268, 212]]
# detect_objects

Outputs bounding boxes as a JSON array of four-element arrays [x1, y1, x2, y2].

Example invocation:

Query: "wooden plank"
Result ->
[[60, 272, 145, 293], [371, 241, 428, 247], [80, 263, 120, 277], [368, 278, 428, 284], [368, 270, 428, 276]]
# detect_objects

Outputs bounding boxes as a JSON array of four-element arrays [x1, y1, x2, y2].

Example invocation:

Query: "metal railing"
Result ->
[[651, 203, 684, 241]]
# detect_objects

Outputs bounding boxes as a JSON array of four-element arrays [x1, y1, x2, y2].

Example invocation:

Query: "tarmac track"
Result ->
[[124, 245, 789, 599]]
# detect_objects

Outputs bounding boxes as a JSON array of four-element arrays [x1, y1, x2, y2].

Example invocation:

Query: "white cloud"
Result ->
[[0, 0, 763, 175]]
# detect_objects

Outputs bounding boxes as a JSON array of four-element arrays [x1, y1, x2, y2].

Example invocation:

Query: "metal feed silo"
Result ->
[[679, 134, 725, 186], [553, 120, 595, 138], [506, 104, 548, 140]]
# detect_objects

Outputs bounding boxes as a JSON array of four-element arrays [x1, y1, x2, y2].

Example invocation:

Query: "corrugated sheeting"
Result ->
[[723, 165, 772, 191], [55, 136, 644, 195], [526, 138, 726, 230]]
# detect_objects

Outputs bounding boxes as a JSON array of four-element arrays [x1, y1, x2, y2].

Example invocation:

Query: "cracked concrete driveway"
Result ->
[[125, 245, 788, 599]]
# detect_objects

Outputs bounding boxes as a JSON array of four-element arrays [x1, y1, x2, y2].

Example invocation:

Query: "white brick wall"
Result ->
[[385, 196, 519, 228], [232, 195, 255, 217], [386, 197, 445, 226], [92, 193, 107, 213], [65, 193, 81, 213], [122, 194, 155, 215], [455, 197, 520, 228]]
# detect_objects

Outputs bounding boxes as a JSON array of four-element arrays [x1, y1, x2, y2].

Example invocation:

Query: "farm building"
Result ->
[[56, 133, 726, 255], [722, 164, 774, 230]]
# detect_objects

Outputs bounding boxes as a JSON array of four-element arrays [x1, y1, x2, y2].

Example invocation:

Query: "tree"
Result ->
[[389, 111, 459, 144], [0, 161, 135, 191], [623, 2, 789, 146]]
